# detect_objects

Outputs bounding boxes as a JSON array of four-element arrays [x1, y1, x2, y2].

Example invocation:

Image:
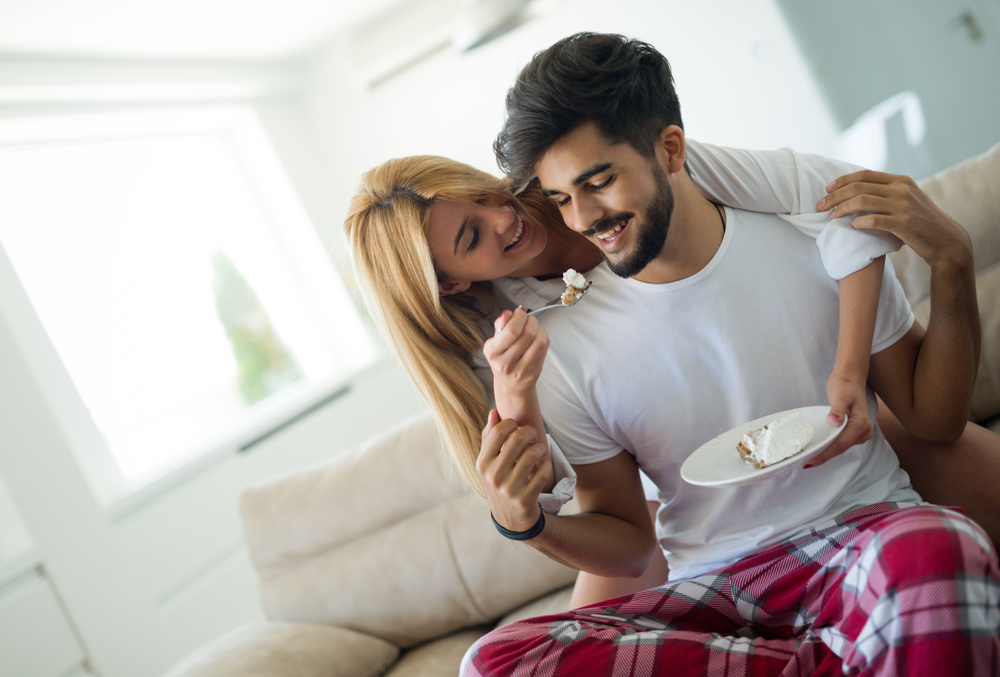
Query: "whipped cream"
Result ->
[[562, 269, 586, 289], [738, 413, 815, 469]]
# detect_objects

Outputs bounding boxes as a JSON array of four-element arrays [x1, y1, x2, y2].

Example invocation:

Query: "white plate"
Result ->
[[680, 406, 847, 487]]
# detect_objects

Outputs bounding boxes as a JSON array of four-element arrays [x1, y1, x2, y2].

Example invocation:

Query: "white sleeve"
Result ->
[[686, 139, 903, 280], [537, 434, 578, 514]]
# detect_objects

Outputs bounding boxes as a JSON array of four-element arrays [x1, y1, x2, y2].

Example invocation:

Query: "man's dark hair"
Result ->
[[494, 32, 683, 186]]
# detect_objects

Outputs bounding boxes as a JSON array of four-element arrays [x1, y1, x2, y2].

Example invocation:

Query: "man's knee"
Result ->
[[459, 622, 554, 677], [855, 507, 998, 590]]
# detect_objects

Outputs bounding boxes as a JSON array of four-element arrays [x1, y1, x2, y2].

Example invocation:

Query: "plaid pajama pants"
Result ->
[[461, 503, 1000, 676]]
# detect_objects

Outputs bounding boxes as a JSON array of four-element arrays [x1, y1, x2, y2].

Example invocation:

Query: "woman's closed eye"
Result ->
[[467, 225, 479, 252]]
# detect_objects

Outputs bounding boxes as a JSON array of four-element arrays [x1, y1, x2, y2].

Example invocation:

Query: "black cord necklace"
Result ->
[[713, 202, 726, 233]]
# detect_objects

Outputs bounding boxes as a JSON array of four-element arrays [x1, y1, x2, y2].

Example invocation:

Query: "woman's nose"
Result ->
[[490, 205, 515, 235]]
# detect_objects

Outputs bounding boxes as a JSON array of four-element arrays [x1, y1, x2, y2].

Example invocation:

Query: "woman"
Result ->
[[343, 142, 999, 607]]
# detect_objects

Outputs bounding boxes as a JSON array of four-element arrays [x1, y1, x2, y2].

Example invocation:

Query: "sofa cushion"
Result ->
[[911, 261, 1000, 422], [988, 416, 1000, 436], [242, 412, 578, 648], [891, 141, 1000, 306], [162, 622, 398, 677], [242, 413, 464, 579], [496, 586, 575, 628], [384, 627, 489, 677]]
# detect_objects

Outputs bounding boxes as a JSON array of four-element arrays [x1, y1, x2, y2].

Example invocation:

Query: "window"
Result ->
[[0, 108, 376, 500]]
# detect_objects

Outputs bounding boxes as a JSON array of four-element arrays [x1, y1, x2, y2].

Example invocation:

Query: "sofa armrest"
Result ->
[[162, 622, 399, 677]]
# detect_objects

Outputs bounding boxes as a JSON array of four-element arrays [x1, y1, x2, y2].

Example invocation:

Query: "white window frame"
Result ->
[[0, 106, 376, 513]]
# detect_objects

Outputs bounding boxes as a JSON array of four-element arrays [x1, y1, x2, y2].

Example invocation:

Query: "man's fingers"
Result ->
[[493, 432, 545, 497], [525, 457, 554, 496], [498, 425, 539, 464], [824, 170, 898, 196], [818, 181, 883, 211], [479, 416, 518, 457], [849, 213, 893, 232], [484, 408, 500, 433], [827, 194, 894, 220], [508, 439, 549, 485]]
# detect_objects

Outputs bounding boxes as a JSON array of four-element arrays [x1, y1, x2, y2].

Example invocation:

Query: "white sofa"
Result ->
[[164, 142, 1000, 677]]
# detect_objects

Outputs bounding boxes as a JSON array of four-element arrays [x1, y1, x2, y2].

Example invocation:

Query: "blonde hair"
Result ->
[[344, 156, 565, 495]]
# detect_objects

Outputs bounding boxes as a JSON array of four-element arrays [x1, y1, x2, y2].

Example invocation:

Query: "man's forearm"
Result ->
[[525, 510, 657, 578], [912, 249, 980, 439]]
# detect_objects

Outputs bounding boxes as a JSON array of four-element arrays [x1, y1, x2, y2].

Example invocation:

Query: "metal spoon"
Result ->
[[525, 281, 593, 317]]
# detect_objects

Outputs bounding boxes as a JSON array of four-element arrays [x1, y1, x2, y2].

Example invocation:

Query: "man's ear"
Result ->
[[438, 279, 472, 296], [656, 125, 686, 175]]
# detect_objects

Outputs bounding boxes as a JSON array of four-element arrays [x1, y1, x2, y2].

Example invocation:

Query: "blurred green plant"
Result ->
[[212, 251, 303, 405]]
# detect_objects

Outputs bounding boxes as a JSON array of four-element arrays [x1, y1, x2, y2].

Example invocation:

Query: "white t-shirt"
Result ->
[[474, 140, 902, 391], [534, 208, 920, 581], [468, 141, 905, 514]]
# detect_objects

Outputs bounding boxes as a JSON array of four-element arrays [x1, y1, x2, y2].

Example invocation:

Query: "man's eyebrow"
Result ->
[[573, 163, 613, 186], [541, 162, 614, 197], [453, 218, 468, 255]]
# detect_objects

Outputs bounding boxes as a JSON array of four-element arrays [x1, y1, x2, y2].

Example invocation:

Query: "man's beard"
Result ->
[[591, 164, 674, 278]]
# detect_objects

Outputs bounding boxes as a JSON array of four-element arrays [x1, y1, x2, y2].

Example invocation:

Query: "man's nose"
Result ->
[[568, 195, 602, 234]]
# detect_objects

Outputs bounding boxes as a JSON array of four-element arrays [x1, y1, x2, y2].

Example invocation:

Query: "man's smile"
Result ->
[[588, 214, 633, 252]]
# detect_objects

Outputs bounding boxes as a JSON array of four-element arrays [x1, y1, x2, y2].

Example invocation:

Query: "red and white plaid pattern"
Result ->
[[461, 504, 1000, 676]]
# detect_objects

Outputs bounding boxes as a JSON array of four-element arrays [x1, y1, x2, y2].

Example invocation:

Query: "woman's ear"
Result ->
[[438, 279, 472, 296]]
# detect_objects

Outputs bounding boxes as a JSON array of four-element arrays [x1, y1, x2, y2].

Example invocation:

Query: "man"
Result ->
[[463, 33, 998, 676]]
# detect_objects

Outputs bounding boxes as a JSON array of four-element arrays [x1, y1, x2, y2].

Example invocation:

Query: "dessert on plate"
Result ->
[[737, 413, 816, 469], [561, 269, 589, 305]]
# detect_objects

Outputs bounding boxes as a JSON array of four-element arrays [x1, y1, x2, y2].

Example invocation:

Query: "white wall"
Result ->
[[0, 63, 428, 675], [776, 0, 1000, 174], [301, 0, 840, 236], [0, 3, 841, 670]]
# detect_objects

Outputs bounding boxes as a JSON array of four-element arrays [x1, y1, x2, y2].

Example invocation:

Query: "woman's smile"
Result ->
[[504, 211, 529, 251]]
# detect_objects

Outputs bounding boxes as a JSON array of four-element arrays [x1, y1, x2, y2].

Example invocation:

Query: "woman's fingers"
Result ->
[[809, 409, 872, 467], [488, 307, 529, 355], [509, 328, 549, 377], [489, 314, 544, 378], [494, 309, 513, 332]]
